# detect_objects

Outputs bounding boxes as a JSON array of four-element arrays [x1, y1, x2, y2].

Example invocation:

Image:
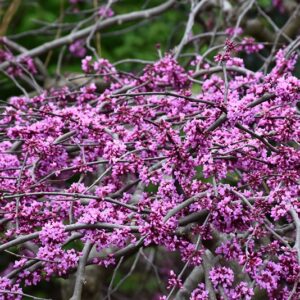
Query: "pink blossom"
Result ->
[[69, 40, 87, 58], [209, 266, 234, 288]]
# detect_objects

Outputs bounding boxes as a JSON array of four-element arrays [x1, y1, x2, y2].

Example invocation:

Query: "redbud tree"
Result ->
[[0, 0, 299, 299]]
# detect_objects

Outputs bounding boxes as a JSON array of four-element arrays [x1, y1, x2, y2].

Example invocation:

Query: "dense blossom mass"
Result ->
[[0, 0, 300, 297], [0, 43, 299, 299]]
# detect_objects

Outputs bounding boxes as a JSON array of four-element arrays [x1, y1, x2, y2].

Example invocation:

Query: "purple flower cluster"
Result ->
[[190, 283, 209, 300], [69, 40, 87, 58], [238, 37, 264, 54], [209, 266, 234, 288], [0, 277, 22, 300], [0, 39, 37, 77]]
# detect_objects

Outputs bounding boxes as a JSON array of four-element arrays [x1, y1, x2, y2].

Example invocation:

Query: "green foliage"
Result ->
[[101, 8, 184, 62], [257, 0, 272, 8], [145, 183, 159, 194]]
